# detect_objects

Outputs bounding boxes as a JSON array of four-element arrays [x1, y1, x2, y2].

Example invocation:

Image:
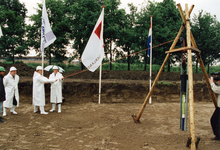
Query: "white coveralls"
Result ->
[[49, 72, 63, 113], [3, 73, 19, 116], [32, 71, 55, 114]]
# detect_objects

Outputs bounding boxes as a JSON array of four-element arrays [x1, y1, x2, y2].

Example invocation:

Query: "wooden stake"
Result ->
[[196, 53, 217, 108], [134, 3, 212, 150], [189, 5, 194, 16], [165, 47, 200, 54], [185, 4, 196, 150], [134, 4, 195, 123], [190, 32, 218, 107], [177, 3, 194, 23], [177, 3, 186, 22], [134, 53, 170, 122]]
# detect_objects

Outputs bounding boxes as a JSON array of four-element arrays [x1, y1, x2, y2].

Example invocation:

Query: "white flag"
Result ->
[[0, 26, 3, 37], [82, 8, 104, 72], [41, 0, 56, 53]]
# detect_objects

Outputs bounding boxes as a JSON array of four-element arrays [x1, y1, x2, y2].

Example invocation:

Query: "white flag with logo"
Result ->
[[82, 8, 104, 72], [0, 26, 3, 37], [41, 0, 56, 53]]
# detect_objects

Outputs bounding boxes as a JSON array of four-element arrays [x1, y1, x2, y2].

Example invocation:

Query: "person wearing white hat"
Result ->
[[49, 66, 64, 113], [33, 66, 59, 115], [3, 66, 19, 116]]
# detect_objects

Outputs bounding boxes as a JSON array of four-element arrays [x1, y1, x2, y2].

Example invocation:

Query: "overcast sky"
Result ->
[[19, 0, 220, 22], [18, 0, 219, 56]]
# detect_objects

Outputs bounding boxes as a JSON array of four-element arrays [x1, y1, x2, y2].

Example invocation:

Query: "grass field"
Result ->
[[2, 60, 220, 74]]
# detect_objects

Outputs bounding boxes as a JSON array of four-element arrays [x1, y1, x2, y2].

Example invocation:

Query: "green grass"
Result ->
[[3, 61, 220, 74], [30, 62, 220, 74], [2, 60, 26, 65], [65, 64, 81, 72], [157, 81, 172, 86], [26, 62, 44, 68], [26, 62, 81, 72], [101, 63, 162, 71]]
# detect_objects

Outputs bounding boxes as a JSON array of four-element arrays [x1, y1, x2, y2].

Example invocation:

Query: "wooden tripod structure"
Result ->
[[132, 3, 218, 150]]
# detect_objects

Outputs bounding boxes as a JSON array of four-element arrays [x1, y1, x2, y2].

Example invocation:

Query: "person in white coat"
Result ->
[[49, 66, 64, 113], [3, 66, 19, 116], [33, 66, 60, 115]]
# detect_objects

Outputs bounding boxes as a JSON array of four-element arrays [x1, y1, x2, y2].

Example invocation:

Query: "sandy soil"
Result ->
[[0, 101, 219, 150]]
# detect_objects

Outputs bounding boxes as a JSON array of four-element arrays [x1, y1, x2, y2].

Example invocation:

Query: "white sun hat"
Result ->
[[10, 66, 17, 71], [53, 66, 58, 70], [36, 66, 43, 71]]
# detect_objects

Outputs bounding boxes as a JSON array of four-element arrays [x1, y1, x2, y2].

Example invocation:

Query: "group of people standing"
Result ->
[[0, 65, 64, 123]]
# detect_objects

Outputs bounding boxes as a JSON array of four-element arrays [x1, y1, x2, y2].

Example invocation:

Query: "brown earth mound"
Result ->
[[0, 62, 51, 77], [0, 62, 205, 81], [18, 78, 212, 104], [63, 69, 205, 81], [1, 62, 213, 104]]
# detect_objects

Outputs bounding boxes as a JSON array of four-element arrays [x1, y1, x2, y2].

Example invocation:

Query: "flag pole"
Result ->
[[41, 0, 45, 76], [149, 15, 153, 104], [0, 25, 3, 37], [98, 57, 102, 104], [41, 0, 56, 75], [98, 6, 105, 104], [42, 51, 44, 75]]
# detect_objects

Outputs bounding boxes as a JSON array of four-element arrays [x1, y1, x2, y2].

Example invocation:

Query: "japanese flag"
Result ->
[[82, 8, 104, 72]]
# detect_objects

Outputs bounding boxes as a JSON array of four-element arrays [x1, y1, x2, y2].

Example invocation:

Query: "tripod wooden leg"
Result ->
[[190, 32, 218, 108], [134, 53, 170, 122], [185, 4, 196, 150], [133, 24, 185, 123]]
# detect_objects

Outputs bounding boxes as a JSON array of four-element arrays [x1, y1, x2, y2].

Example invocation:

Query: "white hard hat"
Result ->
[[36, 66, 43, 71], [53, 66, 58, 70], [10, 66, 17, 72]]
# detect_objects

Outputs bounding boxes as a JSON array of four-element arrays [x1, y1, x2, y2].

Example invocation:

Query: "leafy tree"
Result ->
[[27, 0, 70, 64], [135, 1, 151, 71], [66, 0, 129, 71], [191, 10, 220, 73], [0, 0, 28, 63], [116, 3, 138, 71], [68, 0, 101, 70], [136, 0, 182, 71], [103, 0, 126, 70]]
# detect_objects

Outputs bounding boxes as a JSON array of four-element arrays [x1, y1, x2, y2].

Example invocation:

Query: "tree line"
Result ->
[[0, 0, 220, 73]]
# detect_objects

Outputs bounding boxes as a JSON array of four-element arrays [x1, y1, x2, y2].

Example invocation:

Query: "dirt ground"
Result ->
[[0, 101, 219, 150], [0, 62, 219, 149]]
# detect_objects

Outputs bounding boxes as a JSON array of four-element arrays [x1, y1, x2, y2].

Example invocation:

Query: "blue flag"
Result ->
[[147, 23, 152, 58]]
